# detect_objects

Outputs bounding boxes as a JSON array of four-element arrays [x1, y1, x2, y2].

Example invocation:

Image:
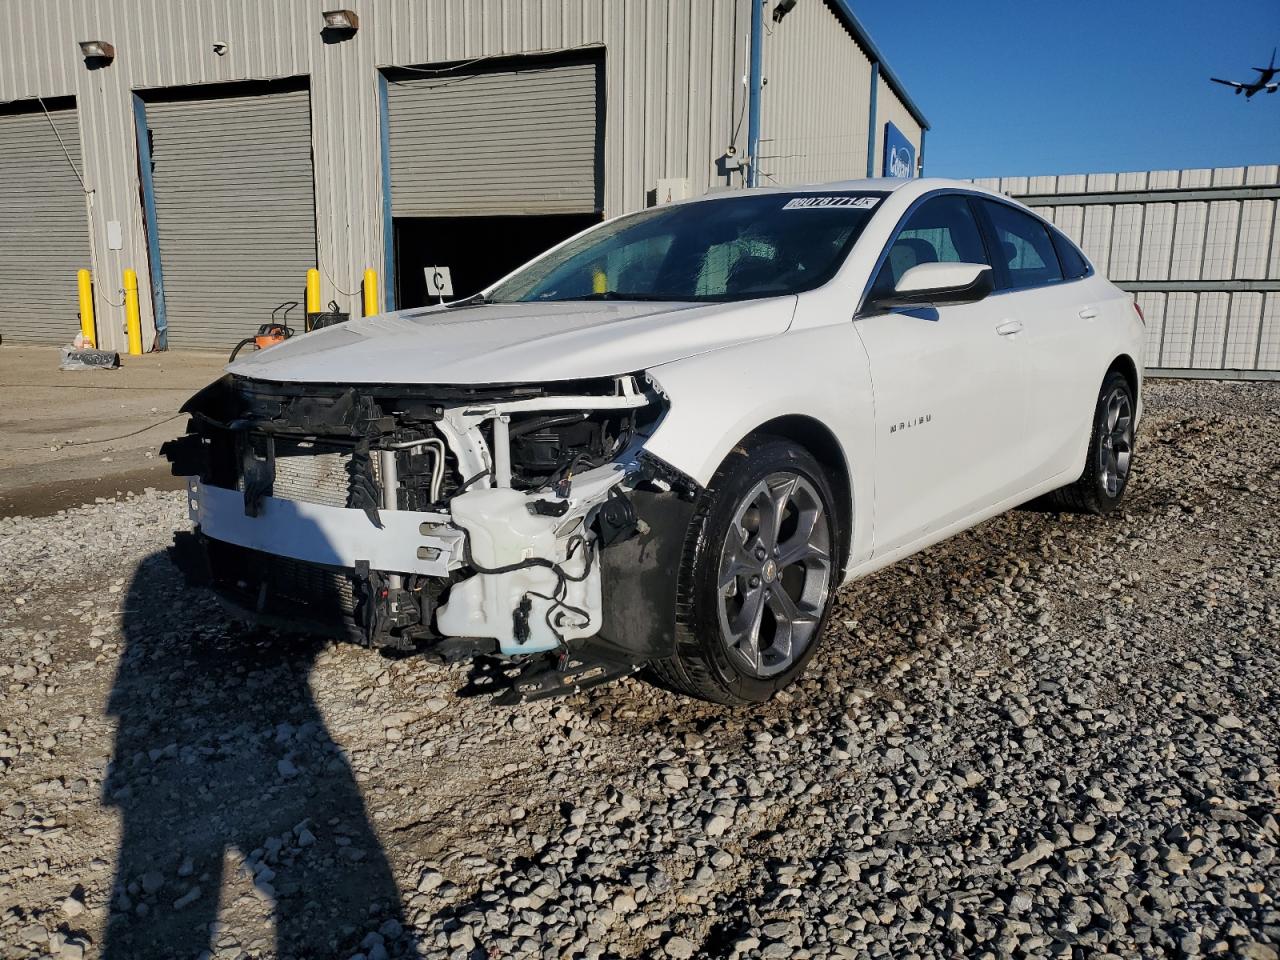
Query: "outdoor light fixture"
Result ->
[[78, 40, 116, 64], [772, 0, 798, 23], [321, 9, 360, 31]]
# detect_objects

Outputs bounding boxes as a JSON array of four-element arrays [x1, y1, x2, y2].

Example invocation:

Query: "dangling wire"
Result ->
[[322, 263, 361, 298], [37, 97, 86, 191], [37, 100, 131, 311]]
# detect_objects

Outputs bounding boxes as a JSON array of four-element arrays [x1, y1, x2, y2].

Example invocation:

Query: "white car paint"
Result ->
[[640, 178, 1143, 580], [894, 260, 989, 294], [194, 177, 1145, 657], [228, 297, 797, 385]]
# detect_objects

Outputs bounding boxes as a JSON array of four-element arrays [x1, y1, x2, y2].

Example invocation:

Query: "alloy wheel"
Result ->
[[716, 472, 832, 678], [1099, 386, 1134, 498]]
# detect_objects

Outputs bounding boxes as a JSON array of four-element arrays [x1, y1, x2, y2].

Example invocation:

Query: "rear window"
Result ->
[[1052, 230, 1090, 280], [982, 201, 1064, 289]]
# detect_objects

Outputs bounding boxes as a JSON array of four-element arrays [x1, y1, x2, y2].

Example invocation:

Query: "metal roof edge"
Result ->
[[826, 0, 930, 131]]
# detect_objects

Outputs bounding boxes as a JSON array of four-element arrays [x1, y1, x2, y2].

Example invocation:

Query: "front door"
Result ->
[[854, 193, 1028, 555]]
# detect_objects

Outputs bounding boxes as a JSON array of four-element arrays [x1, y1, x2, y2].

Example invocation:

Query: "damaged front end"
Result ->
[[166, 373, 698, 700]]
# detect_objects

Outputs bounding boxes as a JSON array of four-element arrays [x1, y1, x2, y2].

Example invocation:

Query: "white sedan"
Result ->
[[172, 178, 1145, 704]]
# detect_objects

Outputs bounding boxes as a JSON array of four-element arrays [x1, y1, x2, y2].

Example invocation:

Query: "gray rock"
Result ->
[[664, 936, 696, 959]]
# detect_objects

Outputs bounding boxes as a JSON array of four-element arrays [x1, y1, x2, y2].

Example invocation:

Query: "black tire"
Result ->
[[650, 436, 840, 705], [1048, 369, 1137, 514]]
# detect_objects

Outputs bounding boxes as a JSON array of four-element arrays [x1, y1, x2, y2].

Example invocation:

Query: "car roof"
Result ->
[[686, 177, 1005, 205]]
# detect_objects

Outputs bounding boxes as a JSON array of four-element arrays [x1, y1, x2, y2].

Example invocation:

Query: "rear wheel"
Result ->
[[1049, 369, 1136, 514], [650, 437, 839, 704]]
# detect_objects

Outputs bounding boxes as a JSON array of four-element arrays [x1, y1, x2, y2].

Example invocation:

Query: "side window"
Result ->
[[869, 194, 989, 300], [1051, 230, 1090, 280], [982, 201, 1064, 288]]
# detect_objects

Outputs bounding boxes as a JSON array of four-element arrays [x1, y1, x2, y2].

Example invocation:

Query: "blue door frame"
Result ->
[[132, 94, 168, 349], [746, 0, 764, 187], [377, 71, 397, 312]]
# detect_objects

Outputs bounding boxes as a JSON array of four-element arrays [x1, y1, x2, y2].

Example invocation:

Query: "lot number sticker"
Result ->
[[782, 196, 879, 210]]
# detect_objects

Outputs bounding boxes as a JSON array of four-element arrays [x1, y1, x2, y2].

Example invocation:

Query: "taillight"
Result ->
[[1133, 300, 1145, 324]]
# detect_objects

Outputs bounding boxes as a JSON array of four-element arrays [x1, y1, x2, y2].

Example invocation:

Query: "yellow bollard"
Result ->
[[362, 268, 379, 317], [306, 268, 321, 316], [592, 267, 607, 294], [76, 269, 96, 347], [123, 268, 143, 356]]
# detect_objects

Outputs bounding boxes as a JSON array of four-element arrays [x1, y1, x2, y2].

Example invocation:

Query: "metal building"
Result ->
[[0, 0, 926, 353], [977, 166, 1280, 379]]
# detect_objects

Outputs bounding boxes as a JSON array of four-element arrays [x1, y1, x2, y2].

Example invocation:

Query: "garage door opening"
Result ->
[[383, 52, 604, 310], [393, 212, 600, 308]]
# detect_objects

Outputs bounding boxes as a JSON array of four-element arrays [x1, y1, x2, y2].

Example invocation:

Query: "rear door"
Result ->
[[976, 199, 1097, 480], [854, 193, 1029, 555]]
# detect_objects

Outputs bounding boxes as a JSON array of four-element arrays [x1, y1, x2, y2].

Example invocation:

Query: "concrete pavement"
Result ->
[[0, 345, 227, 517]]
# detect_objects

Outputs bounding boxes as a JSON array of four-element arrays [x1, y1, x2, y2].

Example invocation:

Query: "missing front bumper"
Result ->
[[176, 375, 697, 682]]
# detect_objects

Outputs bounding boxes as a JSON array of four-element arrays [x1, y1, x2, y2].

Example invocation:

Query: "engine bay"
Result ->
[[167, 372, 686, 688]]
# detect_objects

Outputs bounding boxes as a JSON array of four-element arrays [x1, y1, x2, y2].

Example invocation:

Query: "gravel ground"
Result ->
[[0, 378, 1277, 960]]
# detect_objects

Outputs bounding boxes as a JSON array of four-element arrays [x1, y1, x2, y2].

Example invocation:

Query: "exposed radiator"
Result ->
[[249, 437, 381, 509]]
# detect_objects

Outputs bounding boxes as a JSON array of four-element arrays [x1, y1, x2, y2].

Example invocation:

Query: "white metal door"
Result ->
[[854, 193, 1028, 553], [978, 199, 1100, 481], [855, 301, 1029, 554], [996, 283, 1099, 479]]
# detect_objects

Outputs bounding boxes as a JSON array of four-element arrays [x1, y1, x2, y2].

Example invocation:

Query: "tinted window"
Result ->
[[486, 192, 884, 304], [983, 201, 1064, 288], [869, 194, 989, 300], [1051, 230, 1090, 280]]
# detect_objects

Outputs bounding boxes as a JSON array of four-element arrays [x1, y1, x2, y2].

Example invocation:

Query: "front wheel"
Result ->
[[650, 437, 839, 705], [1049, 369, 1136, 514]]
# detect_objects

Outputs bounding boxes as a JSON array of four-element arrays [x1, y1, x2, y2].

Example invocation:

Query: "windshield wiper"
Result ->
[[447, 292, 492, 308]]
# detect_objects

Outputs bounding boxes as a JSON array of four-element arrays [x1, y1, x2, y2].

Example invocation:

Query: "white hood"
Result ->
[[226, 298, 796, 384]]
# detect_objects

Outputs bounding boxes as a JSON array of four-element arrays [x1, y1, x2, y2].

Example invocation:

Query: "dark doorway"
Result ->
[[393, 213, 601, 308]]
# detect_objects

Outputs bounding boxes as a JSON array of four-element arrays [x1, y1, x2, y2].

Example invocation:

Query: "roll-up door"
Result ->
[[387, 57, 603, 217], [0, 104, 89, 344], [144, 85, 316, 350]]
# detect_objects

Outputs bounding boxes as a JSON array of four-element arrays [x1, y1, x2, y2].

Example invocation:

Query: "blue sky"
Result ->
[[852, 0, 1280, 179]]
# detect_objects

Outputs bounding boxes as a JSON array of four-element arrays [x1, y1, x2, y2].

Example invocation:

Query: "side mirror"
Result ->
[[869, 261, 994, 310]]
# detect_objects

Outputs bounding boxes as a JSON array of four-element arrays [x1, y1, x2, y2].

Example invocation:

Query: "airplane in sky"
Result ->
[[1211, 47, 1279, 99]]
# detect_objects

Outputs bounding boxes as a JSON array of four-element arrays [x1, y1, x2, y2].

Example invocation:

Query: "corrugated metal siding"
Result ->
[[145, 87, 316, 350], [0, 0, 761, 353], [387, 57, 601, 217], [873, 74, 922, 176], [0, 104, 90, 343], [988, 165, 1280, 376], [758, 0, 873, 185]]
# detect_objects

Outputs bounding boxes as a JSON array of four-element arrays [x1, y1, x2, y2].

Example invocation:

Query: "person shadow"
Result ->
[[101, 534, 406, 959]]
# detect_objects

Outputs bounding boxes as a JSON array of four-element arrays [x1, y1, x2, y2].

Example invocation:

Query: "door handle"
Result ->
[[995, 320, 1023, 337], [1078, 306, 1098, 320]]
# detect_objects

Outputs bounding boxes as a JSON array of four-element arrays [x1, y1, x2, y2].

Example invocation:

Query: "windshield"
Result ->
[[484, 191, 885, 304]]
